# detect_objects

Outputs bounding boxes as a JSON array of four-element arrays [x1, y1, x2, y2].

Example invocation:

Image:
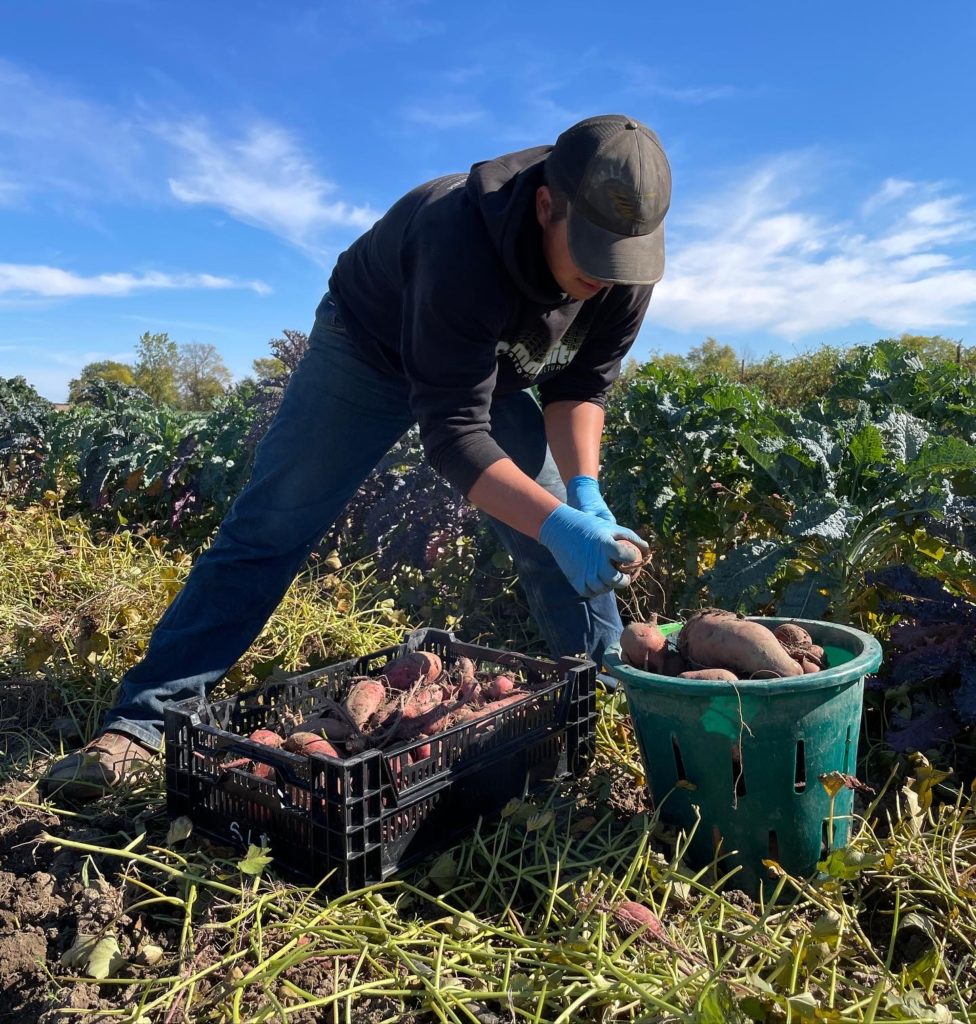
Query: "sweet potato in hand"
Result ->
[[614, 540, 646, 581]]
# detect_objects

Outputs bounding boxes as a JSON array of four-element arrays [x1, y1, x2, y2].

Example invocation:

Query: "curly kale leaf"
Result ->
[[886, 708, 961, 752], [955, 647, 976, 724], [701, 539, 792, 611], [776, 574, 832, 619], [785, 496, 856, 541], [889, 642, 961, 686], [867, 566, 976, 624]]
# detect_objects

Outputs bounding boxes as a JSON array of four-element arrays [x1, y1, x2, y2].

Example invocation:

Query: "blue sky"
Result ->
[[2, 0, 975, 401]]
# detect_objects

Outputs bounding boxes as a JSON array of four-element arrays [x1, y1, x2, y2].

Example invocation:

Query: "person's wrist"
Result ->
[[566, 475, 601, 507], [539, 502, 572, 546]]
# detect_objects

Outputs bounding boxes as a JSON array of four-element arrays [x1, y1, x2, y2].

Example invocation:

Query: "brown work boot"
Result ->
[[42, 731, 156, 801]]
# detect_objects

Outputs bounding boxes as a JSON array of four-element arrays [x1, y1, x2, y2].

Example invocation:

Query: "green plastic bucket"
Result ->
[[604, 617, 882, 894]]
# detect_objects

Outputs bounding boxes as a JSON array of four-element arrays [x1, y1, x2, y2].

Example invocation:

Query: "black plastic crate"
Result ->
[[164, 629, 596, 892]]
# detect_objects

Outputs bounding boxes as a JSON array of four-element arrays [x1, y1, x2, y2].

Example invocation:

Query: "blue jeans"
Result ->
[[104, 295, 622, 750]]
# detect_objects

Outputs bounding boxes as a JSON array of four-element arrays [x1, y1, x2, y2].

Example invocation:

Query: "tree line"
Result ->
[[69, 329, 972, 415], [67, 332, 286, 411], [627, 333, 973, 408]]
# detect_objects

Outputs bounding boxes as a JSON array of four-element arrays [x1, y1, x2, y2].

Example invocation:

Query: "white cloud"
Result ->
[[654, 156, 976, 338], [163, 120, 378, 253], [874, 196, 972, 257], [646, 83, 738, 103], [0, 176, 23, 207], [618, 60, 743, 104], [0, 264, 270, 298], [296, 0, 444, 45], [861, 177, 915, 216], [0, 61, 376, 259], [402, 105, 486, 130], [0, 58, 149, 202]]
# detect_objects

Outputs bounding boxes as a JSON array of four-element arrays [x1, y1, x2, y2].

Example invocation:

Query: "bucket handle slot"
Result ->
[[671, 735, 686, 781], [795, 740, 806, 793]]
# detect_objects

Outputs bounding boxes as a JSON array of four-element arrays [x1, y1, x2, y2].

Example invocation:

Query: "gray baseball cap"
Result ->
[[545, 114, 671, 285]]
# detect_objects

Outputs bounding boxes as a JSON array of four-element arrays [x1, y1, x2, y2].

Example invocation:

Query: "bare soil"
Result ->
[[0, 669, 423, 1023], [0, 676, 653, 1022]]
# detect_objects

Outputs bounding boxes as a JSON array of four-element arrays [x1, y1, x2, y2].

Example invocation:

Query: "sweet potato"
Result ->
[[487, 673, 516, 700], [620, 617, 667, 672], [678, 609, 800, 679], [455, 656, 476, 686], [450, 690, 532, 734], [249, 728, 284, 748], [773, 622, 813, 648], [248, 728, 284, 779], [458, 675, 480, 702], [401, 684, 442, 720], [786, 641, 825, 674], [283, 731, 339, 758], [343, 678, 387, 731], [383, 651, 443, 691], [613, 900, 667, 942], [614, 540, 646, 582], [394, 692, 455, 741], [678, 668, 738, 681], [453, 656, 480, 702]]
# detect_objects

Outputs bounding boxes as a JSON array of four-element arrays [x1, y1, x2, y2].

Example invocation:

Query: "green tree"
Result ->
[[177, 342, 233, 411], [133, 332, 180, 406], [251, 355, 287, 381], [67, 360, 137, 403], [885, 333, 973, 370], [685, 336, 741, 378], [645, 349, 689, 373], [742, 345, 846, 409]]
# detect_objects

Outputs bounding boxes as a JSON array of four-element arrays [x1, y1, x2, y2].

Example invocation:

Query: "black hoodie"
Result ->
[[327, 145, 653, 496]]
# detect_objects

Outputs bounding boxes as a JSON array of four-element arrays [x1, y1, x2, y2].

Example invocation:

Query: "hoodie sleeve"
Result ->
[[537, 285, 653, 408], [399, 216, 517, 496]]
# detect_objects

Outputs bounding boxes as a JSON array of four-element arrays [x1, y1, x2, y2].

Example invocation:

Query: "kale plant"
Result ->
[[866, 564, 976, 758], [0, 376, 55, 495], [602, 363, 778, 615], [327, 429, 521, 641], [704, 389, 976, 622]]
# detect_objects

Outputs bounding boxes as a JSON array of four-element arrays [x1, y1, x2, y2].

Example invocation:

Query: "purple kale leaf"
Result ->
[[954, 647, 976, 724], [886, 707, 961, 752], [890, 642, 961, 686]]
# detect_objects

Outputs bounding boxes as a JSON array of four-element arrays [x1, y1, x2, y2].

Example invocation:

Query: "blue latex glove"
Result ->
[[566, 474, 616, 524], [539, 504, 648, 598]]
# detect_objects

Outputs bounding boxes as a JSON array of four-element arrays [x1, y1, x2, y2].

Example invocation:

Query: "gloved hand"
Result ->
[[566, 474, 616, 524], [539, 503, 649, 598]]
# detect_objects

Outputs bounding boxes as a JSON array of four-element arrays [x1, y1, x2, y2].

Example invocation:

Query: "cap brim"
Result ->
[[566, 206, 665, 286]]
